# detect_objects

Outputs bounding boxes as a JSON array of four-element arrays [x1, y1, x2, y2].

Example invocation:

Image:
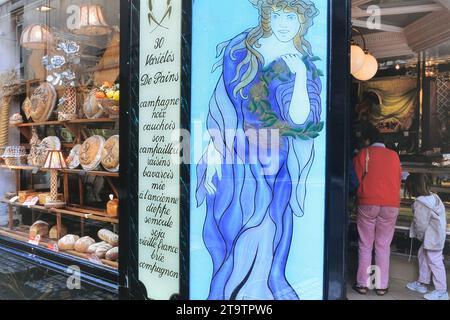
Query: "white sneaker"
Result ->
[[424, 290, 449, 300], [406, 281, 428, 294]]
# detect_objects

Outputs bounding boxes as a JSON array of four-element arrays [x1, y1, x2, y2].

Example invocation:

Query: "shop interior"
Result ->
[[347, 0, 450, 300], [0, 0, 120, 298]]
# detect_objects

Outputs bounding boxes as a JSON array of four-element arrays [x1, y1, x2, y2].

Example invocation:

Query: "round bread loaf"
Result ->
[[74, 236, 96, 253], [87, 241, 108, 254], [105, 247, 118, 261], [79, 135, 105, 171], [58, 234, 80, 251], [95, 243, 113, 259], [30, 82, 57, 122], [101, 135, 119, 172]]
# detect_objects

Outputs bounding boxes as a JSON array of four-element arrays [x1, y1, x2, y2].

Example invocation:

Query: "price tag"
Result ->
[[28, 234, 41, 246], [9, 196, 19, 203], [31, 167, 39, 174], [48, 242, 59, 252], [23, 196, 39, 207], [87, 254, 104, 265]]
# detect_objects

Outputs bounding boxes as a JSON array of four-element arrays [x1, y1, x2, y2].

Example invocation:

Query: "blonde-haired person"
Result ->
[[196, 0, 323, 300]]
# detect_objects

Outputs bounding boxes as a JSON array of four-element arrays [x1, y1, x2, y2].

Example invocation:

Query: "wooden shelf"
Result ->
[[1, 199, 119, 224], [61, 169, 119, 178], [0, 165, 44, 172], [0, 227, 118, 269], [0, 165, 119, 178], [10, 118, 118, 128]]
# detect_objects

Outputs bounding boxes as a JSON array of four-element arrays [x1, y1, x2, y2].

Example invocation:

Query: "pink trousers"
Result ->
[[356, 205, 399, 289], [418, 245, 447, 291]]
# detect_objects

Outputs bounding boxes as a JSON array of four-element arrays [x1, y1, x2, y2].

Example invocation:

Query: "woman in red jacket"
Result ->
[[353, 126, 402, 296]]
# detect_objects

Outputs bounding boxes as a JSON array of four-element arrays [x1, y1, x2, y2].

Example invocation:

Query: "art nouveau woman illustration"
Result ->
[[196, 0, 323, 300]]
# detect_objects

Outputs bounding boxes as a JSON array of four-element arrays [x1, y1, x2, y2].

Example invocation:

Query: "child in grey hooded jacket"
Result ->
[[405, 173, 448, 300]]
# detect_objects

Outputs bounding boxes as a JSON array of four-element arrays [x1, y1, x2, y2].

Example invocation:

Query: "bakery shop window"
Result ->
[[0, 0, 120, 290]]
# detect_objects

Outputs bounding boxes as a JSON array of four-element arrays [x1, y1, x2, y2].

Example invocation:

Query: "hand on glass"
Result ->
[[282, 54, 307, 76]]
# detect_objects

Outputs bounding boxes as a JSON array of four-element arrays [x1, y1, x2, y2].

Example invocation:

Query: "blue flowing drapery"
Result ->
[[196, 32, 322, 300]]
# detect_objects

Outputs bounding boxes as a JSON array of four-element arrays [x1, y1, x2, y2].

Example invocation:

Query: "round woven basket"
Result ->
[[5, 156, 27, 166], [3, 146, 27, 166], [99, 98, 119, 119]]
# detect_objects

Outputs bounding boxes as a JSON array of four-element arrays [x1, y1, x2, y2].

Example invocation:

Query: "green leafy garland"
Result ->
[[247, 57, 325, 140]]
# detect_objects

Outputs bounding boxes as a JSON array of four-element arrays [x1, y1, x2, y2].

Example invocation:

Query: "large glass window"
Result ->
[[0, 0, 120, 299]]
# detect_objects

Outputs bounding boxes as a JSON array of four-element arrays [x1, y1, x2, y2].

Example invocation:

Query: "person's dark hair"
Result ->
[[362, 124, 384, 145], [405, 173, 431, 198], [361, 92, 379, 106]]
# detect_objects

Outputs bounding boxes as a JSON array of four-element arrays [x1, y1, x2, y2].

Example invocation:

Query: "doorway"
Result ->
[[347, 0, 450, 300]]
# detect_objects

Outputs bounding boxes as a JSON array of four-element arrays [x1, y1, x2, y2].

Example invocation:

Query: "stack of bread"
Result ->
[[57, 228, 118, 262]]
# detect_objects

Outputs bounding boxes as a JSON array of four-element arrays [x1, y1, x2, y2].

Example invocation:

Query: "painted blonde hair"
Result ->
[[231, 0, 319, 98]]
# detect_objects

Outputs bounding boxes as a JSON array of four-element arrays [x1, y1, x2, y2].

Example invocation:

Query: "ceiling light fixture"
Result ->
[[20, 23, 53, 50], [351, 27, 379, 81], [71, 5, 111, 36]]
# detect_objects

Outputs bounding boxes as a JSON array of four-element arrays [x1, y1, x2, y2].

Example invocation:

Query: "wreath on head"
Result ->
[[247, 56, 325, 140]]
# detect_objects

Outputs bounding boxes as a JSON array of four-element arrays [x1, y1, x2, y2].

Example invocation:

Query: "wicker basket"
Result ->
[[99, 98, 119, 118], [3, 146, 27, 166]]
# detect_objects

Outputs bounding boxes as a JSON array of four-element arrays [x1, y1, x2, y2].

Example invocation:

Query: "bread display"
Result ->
[[74, 236, 96, 253], [66, 144, 81, 169], [58, 234, 80, 251], [98, 229, 119, 247], [2, 7, 121, 273], [29, 82, 57, 123], [105, 247, 118, 261], [29, 220, 49, 238], [83, 89, 104, 119], [79, 135, 105, 171], [101, 135, 119, 172], [49, 225, 68, 240]]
